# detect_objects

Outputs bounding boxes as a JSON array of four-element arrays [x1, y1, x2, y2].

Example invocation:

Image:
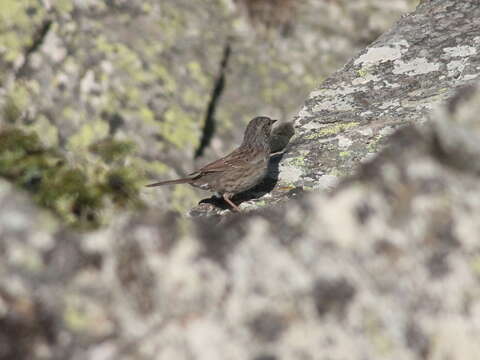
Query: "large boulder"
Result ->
[[192, 0, 480, 215], [2, 1, 480, 359]]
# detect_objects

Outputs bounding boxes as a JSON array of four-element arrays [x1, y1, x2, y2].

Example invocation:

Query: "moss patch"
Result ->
[[0, 127, 144, 230]]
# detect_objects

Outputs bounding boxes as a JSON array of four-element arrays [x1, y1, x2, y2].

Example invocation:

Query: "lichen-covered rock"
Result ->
[[285, 0, 480, 193], [5, 1, 480, 359], [190, 0, 480, 216], [0, 0, 416, 215], [2, 80, 480, 359]]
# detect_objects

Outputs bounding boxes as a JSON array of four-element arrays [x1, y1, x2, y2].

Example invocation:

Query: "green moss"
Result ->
[[0, 128, 42, 154], [0, 127, 144, 230], [339, 151, 351, 158]]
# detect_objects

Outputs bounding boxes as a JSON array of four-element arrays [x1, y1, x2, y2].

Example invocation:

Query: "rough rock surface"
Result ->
[[192, 0, 480, 215], [2, 0, 480, 360], [2, 82, 480, 359]]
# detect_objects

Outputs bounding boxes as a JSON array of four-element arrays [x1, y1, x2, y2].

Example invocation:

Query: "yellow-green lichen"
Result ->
[[187, 61, 210, 88], [161, 107, 199, 149], [339, 151, 351, 158], [328, 168, 346, 178], [152, 63, 177, 93], [139, 106, 156, 125], [54, 0, 73, 14], [95, 36, 150, 86], [2, 83, 31, 122], [470, 256, 480, 276], [305, 122, 360, 139], [287, 156, 306, 168], [63, 294, 112, 336], [364, 311, 394, 356], [24, 115, 59, 147], [171, 185, 199, 214], [0, 0, 46, 63], [156, 6, 186, 48], [263, 81, 290, 104], [357, 68, 369, 77], [183, 88, 208, 108], [68, 120, 110, 151], [142, 160, 170, 177], [366, 135, 383, 153], [251, 199, 266, 208]]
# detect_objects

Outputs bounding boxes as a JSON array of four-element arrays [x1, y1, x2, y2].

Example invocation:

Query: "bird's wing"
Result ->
[[192, 148, 251, 175]]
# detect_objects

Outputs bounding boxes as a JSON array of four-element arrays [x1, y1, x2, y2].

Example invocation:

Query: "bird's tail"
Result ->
[[145, 178, 193, 187]]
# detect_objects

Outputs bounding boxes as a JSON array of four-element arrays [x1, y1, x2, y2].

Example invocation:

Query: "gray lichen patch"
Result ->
[[392, 57, 440, 75]]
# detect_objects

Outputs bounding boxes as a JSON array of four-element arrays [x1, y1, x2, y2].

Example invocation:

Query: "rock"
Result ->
[[189, 0, 480, 215], [0, 0, 416, 213], [3, 1, 480, 359]]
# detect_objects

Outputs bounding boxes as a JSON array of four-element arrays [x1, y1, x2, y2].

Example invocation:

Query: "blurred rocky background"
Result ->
[[4, 0, 480, 359], [0, 0, 417, 224]]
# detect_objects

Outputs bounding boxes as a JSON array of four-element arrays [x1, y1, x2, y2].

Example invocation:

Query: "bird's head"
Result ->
[[241, 116, 277, 149]]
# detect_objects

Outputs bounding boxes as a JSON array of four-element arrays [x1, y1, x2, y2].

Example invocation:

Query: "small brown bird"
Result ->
[[146, 116, 277, 211]]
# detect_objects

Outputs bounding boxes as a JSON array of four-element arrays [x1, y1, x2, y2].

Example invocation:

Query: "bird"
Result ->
[[146, 116, 277, 211]]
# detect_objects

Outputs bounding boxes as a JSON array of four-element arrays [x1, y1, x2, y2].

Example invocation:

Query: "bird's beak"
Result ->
[[270, 119, 277, 125]]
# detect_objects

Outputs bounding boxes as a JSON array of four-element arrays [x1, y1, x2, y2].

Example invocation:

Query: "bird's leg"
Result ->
[[223, 193, 241, 212]]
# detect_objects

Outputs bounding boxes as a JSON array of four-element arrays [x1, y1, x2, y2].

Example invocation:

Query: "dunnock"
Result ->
[[146, 116, 277, 211]]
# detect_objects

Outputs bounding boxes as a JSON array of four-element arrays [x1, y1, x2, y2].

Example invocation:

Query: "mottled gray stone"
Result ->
[[3, 1, 480, 360]]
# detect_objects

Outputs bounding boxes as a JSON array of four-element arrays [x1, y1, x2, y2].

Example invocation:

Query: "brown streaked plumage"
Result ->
[[146, 116, 277, 211]]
